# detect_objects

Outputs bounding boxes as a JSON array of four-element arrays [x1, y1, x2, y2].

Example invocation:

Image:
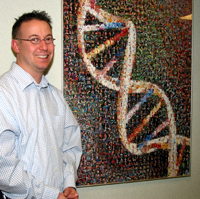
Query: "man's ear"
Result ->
[[11, 39, 20, 54]]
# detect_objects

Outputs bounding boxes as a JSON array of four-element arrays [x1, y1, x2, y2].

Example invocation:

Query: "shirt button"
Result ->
[[55, 168, 58, 172], [51, 147, 54, 150]]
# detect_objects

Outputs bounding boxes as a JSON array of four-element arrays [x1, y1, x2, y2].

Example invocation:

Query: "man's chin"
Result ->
[[38, 63, 52, 74]]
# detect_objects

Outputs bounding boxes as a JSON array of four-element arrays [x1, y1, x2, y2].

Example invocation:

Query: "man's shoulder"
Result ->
[[0, 74, 15, 108], [0, 70, 12, 89], [0, 64, 20, 97], [0, 62, 17, 86]]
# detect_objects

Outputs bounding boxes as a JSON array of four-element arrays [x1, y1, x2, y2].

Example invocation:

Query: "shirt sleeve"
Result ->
[[0, 94, 60, 199], [62, 103, 82, 190]]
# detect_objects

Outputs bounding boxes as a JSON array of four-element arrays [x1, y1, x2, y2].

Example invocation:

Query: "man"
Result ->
[[0, 10, 82, 199]]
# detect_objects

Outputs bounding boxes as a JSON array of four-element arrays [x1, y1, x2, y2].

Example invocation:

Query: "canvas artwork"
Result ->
[[63, 0, 191, 186]]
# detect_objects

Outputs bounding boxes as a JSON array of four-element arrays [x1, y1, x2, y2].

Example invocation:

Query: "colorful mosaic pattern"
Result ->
[[63, 0, 191, 186]]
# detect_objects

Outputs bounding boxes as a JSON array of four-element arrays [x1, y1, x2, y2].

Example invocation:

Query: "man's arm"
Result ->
[[0, 130, 60, 199], [0, 95, 60, 199], [62, 103, 82, 192]]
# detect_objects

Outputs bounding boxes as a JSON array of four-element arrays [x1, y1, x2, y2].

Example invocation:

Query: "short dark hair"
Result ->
[[12, 10, 52, 39]]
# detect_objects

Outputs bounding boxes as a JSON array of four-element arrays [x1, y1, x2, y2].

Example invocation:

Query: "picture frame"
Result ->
[[63, 0, 191, 187]]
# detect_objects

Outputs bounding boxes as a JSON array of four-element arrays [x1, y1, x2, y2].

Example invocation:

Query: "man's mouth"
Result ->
[[36, 55, 48, 58]]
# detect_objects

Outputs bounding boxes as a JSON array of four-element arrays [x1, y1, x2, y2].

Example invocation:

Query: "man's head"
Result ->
[[11, 10, 55, 83], [12, 10, 52, 39]]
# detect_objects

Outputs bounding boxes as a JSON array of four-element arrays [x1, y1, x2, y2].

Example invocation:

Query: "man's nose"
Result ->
[[39, 39, 48, 50]]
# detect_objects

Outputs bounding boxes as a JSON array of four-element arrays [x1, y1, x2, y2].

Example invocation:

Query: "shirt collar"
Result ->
[[10, 62, 52, 91]]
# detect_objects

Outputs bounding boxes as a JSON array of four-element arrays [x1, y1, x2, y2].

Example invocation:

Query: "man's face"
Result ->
[[13, 19, 54, 78]]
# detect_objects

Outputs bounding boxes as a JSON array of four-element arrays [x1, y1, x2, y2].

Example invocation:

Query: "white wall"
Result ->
[[0, 0, 63, 89], [0, 0, 199, 199]]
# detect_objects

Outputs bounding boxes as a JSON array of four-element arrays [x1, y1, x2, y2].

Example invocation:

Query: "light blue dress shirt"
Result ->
[[0, 62, 82, 199]]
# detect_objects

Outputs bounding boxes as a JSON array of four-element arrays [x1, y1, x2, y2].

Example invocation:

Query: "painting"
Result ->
[[63, 0, 191, 186]]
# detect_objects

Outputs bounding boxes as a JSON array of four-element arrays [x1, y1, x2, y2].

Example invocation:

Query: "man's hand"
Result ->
[[64, 187, 79, 199], [57, 187, 78, 199], [58, 192, 68, 199]]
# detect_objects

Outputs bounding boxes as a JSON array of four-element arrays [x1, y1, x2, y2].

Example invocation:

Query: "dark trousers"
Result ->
[[0, 191, 9, 199], [0, 191, 4, 199], [0, 192, 3, 199]]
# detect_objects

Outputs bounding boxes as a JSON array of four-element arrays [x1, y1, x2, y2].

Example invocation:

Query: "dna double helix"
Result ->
[[77, 0, 190, 177]]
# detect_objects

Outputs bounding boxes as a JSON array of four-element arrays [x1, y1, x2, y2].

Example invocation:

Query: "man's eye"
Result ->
[[31, 38, 40, 42], [46, 37, 53, 41]]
